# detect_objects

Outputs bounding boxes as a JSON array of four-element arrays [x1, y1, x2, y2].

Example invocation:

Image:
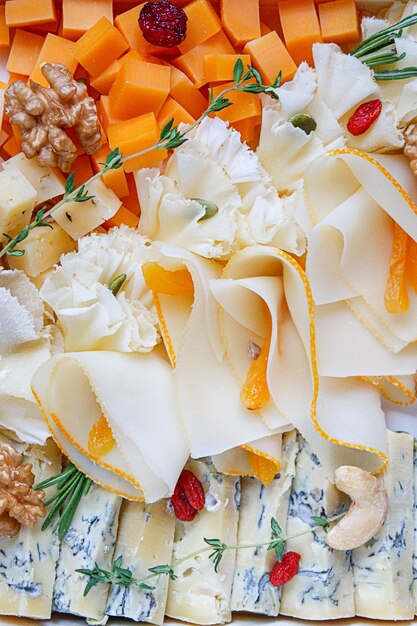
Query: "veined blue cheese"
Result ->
[[53, 484, 122, 623], [353, 430, 414, 620], [279, 435, 354, 619], [231, 430, 298, 616], [166, 459, 240, 625], [106, 500, 175, 625], [0, 439, 61, 619]]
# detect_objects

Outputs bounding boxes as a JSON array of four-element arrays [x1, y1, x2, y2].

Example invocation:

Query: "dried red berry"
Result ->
[[346, 99, 382, 136], [269, 551, 301, 587], [139, 0, 187, 48], [179, 469, 205, 511], [171, 482, 197, 522]]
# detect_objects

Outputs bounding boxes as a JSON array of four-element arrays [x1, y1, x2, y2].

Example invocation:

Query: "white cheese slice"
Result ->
[[106, 500, 175, 624], [353, 430, 414, 620], [0, 439, 61, 619], [279, 434, 355, 619], [166, 459, 240, 624], [53, 484, 122, 622], [3, 153, 66, 204], [0, 166, 37, 244], [231, 430, 298, 616]]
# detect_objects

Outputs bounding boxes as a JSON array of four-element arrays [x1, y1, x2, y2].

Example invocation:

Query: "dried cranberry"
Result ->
[[178, 469, 205, 511], [346, 99, 382, 136], [171, 482, 197, 522], [139, 0, 187, 48], [269, 551, 301, 587]]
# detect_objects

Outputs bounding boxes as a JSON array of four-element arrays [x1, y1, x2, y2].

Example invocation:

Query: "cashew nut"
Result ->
[[325, 466, 388, 551]]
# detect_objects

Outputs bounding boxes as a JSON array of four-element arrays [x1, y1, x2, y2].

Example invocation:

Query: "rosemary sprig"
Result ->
[[0, 62, 280, 260], [77, 512, 345, 596]]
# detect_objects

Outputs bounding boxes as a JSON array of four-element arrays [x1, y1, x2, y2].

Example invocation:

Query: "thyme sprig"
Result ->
[[0, 62, 280, 260], [76, 512, 345, 596]]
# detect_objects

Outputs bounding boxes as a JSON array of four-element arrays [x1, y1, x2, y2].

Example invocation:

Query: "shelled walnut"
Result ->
[[404, 124, 417, 176], [0, 444, 46, 537], [5, 63, 101, 173]]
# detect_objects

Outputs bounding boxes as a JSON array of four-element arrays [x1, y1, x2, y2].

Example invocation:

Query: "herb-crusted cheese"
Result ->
[[353, 430, 414, 620], [279, 435, 354, 619], [53, 484, 122, 622], [166, 459, 240, 625], [231, 430, 298, 616], [0, 439, 61, 619], [106, 500, 175, 625]]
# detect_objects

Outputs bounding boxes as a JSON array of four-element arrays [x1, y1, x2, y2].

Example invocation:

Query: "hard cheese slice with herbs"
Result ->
[[166, 459, 240, 625], [231, 430, 298, 616], [279, 434, 355, 619], [53, 484, 122, 622], [353, 430, 414, 620], [0, 439, 61, 619], [106, 499, 175, 625]]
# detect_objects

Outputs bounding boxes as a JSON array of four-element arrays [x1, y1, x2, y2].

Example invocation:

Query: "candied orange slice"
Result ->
[[248, 452, 278, 486], [88, 415, 116, 458], [142, 262, 194, 297], [385, 222, 409, 314], [241, 316, 271, 411], [406, 233, 417, 294]]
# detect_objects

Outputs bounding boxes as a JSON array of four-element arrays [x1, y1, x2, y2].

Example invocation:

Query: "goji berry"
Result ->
[[139, 0, 187, 48], [346, 99, 382, 136], [171, 482, 197, 522], [269, 551, 301, 587], [178, 469, 205, 511]]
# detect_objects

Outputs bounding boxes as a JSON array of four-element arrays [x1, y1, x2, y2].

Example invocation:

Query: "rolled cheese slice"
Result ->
[[31, 349, 189, 503]]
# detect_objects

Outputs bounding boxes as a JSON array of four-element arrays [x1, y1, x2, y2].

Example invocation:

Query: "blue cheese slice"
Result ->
[[0, 438, 61, 619], [231, 430, 298, 616], [166, 459, 240, 625], [106, 499, 175, 625], [53, 484, 122, 623], [279, 434, 354, 619], [353, 430, 414, 620]]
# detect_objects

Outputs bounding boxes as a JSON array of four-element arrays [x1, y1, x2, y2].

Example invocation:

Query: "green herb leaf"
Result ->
[[105, 147, 123, 170], [311, 515, 330, 532], [65, 172, 75, 196], [148, 564, 177, 580], [73, 185, 95, 203], [207, 97, 232, 113], [248, 64, 263, 85], [7, 249, 25, 257], [271, 517, 282, 538], [233, 58, 244, 85], [160, 118, 174, 140], [274, 542, 285, 563]]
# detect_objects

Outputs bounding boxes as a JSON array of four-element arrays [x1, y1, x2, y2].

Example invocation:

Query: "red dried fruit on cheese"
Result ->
[[171, 481, 197, 522], [179, 469, 205, 511], [139, 0, 187, 48], [269, 551, 301, 587], [346, 99, 382, 136]]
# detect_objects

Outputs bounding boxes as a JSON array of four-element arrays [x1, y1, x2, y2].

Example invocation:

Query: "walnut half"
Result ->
[[0, 444, 46, 537], [5, 63, 101, 173]]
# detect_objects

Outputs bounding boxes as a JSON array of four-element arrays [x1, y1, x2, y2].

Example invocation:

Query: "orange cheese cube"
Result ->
[[178, 0, 222, 54], [260, 21, 272, 36], [231, 116, 260, 143], [0, 6, 10, 49], [108, 112, 167, 173], [170, 66, 207, 118], [62, 0, 113, 41], [174, 30, 234, 87], [244, 31, 296, 84], [5, 0, 56, 27], [278, 0, 322, 66], [123, 173, 141, 216], [91, 58, 121, 94], [97, 95, 122, 135], [30, 34, 77, 86], [104, 205, 139, 229], [221, 0, 261, 47], [71, 154, 94, 186], [260, 5, 283, 37], [204, 53, 251, 83], [6, 30, 45, 76], [3, 135, 20, 157], [109, 56, 170, 120], [74, 16, 129, 77], [115, 4, 179, 57], [157, 96, 195, 129], [91, 143, 129, 198], [210, 81, 261, 123], [318, 0, 359, 44]]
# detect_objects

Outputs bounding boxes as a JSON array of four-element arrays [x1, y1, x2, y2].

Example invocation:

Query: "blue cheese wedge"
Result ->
[[106, 500, 175, 625], [53, 484, 122, 623], [231, 430, 298, 616], [279, 434, 354, 619], [353, 430, 414, 620], [166, 459, 240, 625], [0, 439, 61, 619]]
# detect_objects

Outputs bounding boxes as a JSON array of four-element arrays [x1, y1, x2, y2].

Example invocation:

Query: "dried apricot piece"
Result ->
[[88, 415, 116, 458], [406, 233, 417, 294], [142, 262, 194, 296], [384, 222, 409, 314], [241, 316, 271, 411], [248, 451, 278, 486]]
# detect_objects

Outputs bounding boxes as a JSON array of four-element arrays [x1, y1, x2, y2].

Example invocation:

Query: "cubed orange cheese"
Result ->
[[91, 58, 121, 94], [62, 0, 113, 41], [91, 143, 129, 198], [108, 112, 167, 173], [210, 81, 261, 123], [178, 0, 222, 54], [71, 154, 94, 186], [30, 34, 77, 86], [318, 0, 359, 44], [5, 0, 56, 27], [0, 6, 10, 49], [244, 31, 296, 84], [3, 135, 20, 157], [6, 30, 45, 76], [278, 0, 322, 66], [109, 56, 170, 120], [204, 53, 251, 83], [73, 16, 129, 77], [115, 4, 179, 57], [174, 30, 234, 87], [123, 172, 141, 216], [157, 96, 195, 129], [221, 0, 261, 47], [170, 66, 207, 118], [231, 116, 260, 143], [104, 205, 138, 229], [97, 95, 122, 134], [260, 21, 272, 36]]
